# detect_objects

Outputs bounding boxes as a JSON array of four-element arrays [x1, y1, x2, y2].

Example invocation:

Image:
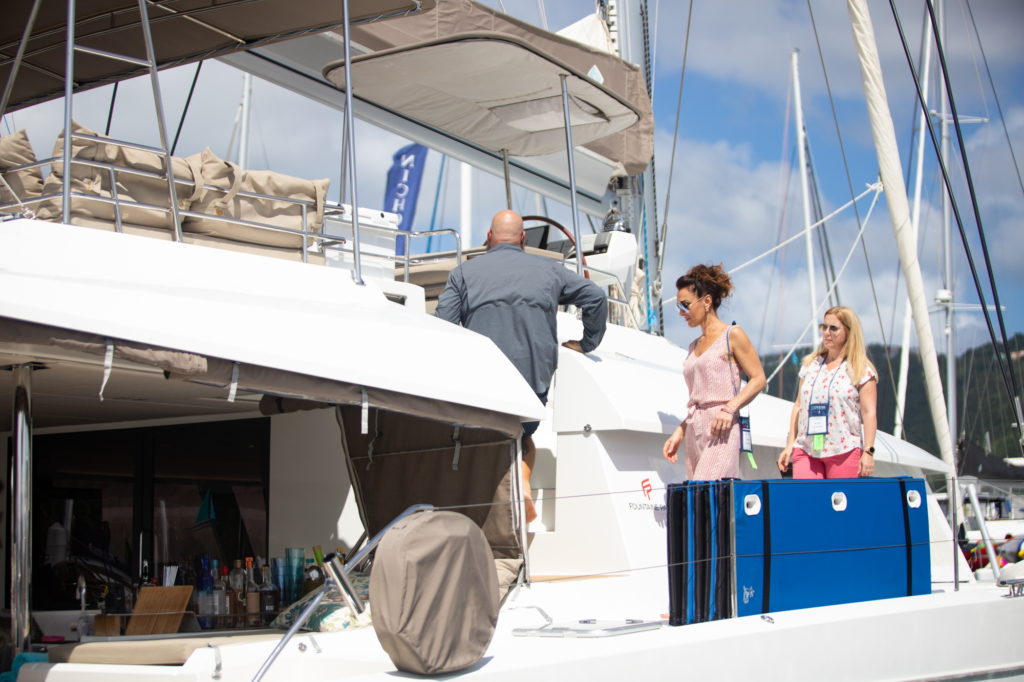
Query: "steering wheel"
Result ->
[[521, 215, 589, 279]]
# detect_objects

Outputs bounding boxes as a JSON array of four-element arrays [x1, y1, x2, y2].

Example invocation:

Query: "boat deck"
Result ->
[[19, 576, 1024, 681]]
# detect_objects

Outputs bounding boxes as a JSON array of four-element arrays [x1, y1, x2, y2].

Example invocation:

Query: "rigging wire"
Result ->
[[104, 82, 118, 136], [171, 61, 203, 156], [960, 333, 978, 443], [426, 154, 449, 253], [890, 14, 934, 360], [638, 0, 663, 334], [655, 0, 694, 267], [757, 84, 795, 356], [763, 186, 883, 387], [963, 0, 1024, 199], [535, 0, 549, 31], [890, 0, 1023, 455], [957, 0, 990, 122], [805, 137, 841, 307], [806, 0, 900, 410], [650, 0, 660, 98], [727, 183, 879, 275]]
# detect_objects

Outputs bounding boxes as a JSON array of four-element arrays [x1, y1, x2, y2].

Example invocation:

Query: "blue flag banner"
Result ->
[[383, 143, 428, 255]]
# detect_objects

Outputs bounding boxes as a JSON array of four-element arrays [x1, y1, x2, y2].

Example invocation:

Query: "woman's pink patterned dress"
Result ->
[[683, 326, 741, 480]]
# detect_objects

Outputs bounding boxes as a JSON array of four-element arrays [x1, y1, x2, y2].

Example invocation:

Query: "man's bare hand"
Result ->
[[561, 340, 585, 354]]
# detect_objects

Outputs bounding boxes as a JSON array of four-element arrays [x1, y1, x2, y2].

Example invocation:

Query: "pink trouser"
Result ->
[[792, 447, 862, 479]]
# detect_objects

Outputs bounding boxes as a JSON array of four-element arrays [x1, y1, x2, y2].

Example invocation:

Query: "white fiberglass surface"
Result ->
[[555, 312, 947, 473], [0, 219, 543, 422]]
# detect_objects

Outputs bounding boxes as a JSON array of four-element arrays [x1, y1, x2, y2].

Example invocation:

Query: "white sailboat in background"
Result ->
[[0, 0, 1022, 680]]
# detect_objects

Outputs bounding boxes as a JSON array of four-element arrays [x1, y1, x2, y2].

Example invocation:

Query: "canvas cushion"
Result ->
[[183, 147, 328, 248], [35, 121, 196, 228], [0, 129, 45, 205]]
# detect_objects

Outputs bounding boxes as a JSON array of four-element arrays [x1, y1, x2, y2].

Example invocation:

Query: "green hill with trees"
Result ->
[[761, 333, 1023, 463]]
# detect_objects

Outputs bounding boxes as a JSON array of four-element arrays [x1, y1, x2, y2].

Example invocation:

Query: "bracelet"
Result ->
[[720, 406, 735, 415]]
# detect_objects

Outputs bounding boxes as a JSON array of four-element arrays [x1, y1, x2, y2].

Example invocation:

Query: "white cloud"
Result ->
[[5, 0, 1019, 355]]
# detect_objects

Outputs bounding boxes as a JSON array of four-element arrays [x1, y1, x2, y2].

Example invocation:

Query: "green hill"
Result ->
[[761, 333, 1024, 461]]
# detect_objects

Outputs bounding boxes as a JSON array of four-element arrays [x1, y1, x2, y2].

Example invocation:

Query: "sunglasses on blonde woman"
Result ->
[[818, 323, 843, 334]]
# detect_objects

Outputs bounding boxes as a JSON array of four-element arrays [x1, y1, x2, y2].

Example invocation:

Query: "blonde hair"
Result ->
[[802, 306, 876, 384]]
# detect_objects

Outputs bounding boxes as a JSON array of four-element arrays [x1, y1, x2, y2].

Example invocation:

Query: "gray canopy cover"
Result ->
[[1, 0, 435, 112], [335, 0, 654, 174]]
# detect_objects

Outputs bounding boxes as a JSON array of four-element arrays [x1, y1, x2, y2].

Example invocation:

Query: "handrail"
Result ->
[[2, 153, 641, 326], [319, 220, 464, 279], [964, 483, 1002, 583]]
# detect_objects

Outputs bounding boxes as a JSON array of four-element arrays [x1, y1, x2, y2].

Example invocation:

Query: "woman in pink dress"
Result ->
[[662, 264, 766, 479], [777, 306, 878, 479]]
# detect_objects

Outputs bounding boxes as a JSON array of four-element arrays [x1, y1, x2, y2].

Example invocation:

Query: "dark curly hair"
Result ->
[[676, 263, 734, 311]]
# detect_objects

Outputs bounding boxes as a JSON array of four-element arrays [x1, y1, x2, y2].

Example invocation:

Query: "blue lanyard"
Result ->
[[809, 358, 842, 407]]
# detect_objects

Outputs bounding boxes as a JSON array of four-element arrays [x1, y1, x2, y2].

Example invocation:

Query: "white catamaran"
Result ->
[[1, 0, 1022, 680]]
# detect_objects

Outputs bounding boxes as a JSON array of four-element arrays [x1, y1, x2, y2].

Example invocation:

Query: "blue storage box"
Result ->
[[668, 477, 931, 625]]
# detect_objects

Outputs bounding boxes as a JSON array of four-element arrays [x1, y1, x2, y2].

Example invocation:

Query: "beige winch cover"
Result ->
[[370, 510, 498, 675], [336, 0, 654, 173]]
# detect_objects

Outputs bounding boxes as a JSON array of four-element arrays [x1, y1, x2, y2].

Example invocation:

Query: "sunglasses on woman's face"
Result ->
[[819, 323, 844, 334], [677, 300, 695, 313]]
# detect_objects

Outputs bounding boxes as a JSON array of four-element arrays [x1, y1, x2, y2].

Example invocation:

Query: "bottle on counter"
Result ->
[[210, 559, 225, 630], [258, 562, 279, 625], [197, 555, 215, 629], [228, 559, 246, 628], [218, 564, 235, 629], [245, 557, 260, 628]]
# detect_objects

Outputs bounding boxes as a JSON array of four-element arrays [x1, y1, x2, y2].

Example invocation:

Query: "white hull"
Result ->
[[19, 579, 1024, 681], [2, 221, 1012, 682]]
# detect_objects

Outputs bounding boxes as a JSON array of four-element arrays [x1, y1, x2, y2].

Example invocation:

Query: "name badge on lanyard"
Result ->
[[739, 415, 753, 453], [807, 360, 841, 451], [808, 403, 829, 435], [808, 404, 828, 452]]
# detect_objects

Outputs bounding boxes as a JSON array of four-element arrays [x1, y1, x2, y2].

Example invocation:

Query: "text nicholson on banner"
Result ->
[[383, 143, 428, 256]]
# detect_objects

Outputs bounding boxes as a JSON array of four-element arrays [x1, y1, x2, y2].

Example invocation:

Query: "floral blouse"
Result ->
[[795, 356, 877, 459]]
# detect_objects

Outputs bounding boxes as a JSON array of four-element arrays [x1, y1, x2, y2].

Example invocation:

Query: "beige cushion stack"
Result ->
[[184, 147, 329, 249], [0, 129, 45, 208], [35, 121, 197, 228], [26, 123, 330, 262]]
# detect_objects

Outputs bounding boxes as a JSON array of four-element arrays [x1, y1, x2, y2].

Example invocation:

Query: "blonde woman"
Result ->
[[663, 264, 766, 479], [777, 306, 878, 479]]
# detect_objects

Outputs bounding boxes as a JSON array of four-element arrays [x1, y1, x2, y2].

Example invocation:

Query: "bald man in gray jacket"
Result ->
[[436, 209, 607, 521]]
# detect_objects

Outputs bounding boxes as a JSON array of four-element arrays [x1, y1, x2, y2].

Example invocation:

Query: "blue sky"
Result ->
[[4, 0, 1021, 360]]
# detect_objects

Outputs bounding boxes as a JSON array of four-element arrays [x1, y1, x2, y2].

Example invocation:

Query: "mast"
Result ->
[[846, 0, 955, 470], [792, 50, 820, 348], [611, 0, 661, 333], [937, 0, 958, 449], [238, 73, 253, 168], [460, 162, 473, 252], [894, 19, 933, 437]]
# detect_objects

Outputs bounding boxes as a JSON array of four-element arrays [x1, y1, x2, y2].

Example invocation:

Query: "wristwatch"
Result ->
[[866, 446, 875, 455]]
